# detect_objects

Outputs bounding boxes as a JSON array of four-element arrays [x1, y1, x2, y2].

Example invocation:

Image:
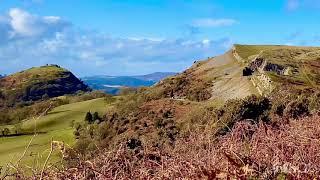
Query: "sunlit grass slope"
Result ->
[[0, 98, 107, 167]]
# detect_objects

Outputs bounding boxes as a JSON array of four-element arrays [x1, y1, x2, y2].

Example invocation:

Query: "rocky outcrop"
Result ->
[[248, 57, 288, 75], [248, 58, 264, 72], [263, 62, 286, 75]]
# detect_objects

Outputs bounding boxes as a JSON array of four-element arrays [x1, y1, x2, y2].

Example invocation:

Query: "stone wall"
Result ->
[[251, 74, 274, 96]]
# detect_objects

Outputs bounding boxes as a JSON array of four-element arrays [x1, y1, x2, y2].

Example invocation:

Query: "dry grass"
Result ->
[[23, 115, 320, 179]]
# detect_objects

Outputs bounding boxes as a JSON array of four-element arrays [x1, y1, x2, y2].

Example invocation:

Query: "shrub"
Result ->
[[74, 138, 92, 155], [309, 92, 320, 114], [186, 85, 212, 102], [284, 98, 310, 119], [84, 112, 93, 124], [93, 112, 101, 121], [217, 95, 271, 135], [2, 128, 10, 136]]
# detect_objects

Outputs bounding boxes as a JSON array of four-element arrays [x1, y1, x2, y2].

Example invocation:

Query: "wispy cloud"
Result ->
[[191, 18, 238, 28], [0, 8, 232, 76]]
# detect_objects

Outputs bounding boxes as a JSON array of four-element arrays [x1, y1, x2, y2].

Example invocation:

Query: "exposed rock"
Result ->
[[263, 62, 286, 75], [248, 58, 264, 72], [248, 57, 288, 75]]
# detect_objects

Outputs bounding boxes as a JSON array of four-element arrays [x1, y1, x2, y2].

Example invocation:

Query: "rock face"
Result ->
[[248, 58, 287, 75], [248, 58, 264, 72], [263, 62, 286, 75], [0, 65, 90, 106]]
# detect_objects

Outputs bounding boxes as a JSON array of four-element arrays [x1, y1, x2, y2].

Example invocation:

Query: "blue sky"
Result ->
[[0, 0, 319, 76]]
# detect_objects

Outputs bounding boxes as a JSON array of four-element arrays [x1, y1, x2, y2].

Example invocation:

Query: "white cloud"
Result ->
[[192, 18, 237, 28], [202, 39, 210, 47], [9, 8, 40, 36], [8, 8, 69, 37], [0, 9, 233, 76]]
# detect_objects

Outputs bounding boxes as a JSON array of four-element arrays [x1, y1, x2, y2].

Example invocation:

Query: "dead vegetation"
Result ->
[[27, 115, 320, 179], [156, 70, 212, 102]]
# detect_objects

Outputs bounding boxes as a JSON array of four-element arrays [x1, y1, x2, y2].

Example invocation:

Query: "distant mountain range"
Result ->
[[82, 72, 176, 94]]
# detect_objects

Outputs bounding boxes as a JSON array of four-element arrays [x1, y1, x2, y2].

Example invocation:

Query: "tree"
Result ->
[[93, 112, 100, 121], [85, 112, 93, 124], [2, 128, 10, 136]]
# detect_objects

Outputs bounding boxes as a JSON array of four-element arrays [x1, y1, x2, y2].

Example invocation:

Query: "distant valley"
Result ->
[[82, 72, 176, 94]]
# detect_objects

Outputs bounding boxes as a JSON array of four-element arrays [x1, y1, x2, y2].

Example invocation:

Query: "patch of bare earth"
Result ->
[[195, 51, 258, 101]]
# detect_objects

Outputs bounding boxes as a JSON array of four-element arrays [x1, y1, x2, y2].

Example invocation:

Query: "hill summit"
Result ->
[[0, 65, 90, 106], [153, 44, 320, 102]]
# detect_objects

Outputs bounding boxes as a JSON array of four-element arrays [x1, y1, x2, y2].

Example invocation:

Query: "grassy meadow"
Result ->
[[0, 98, 108, 168]]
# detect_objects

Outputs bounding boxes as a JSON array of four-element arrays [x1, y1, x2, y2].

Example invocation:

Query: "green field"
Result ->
[[0, 98, 108, 169]]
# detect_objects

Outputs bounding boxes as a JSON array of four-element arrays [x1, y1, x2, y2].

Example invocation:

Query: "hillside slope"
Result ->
[[0, 98, 107, 167], [155, 48, 259, 102], [195, 50, 258, 101], [155, 44, 320, 102], [233, 44, 320, 94], [0, 65, 90, 106]]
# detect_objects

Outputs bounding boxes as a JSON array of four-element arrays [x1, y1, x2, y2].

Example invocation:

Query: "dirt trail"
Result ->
[[197, 51, 259, 102]]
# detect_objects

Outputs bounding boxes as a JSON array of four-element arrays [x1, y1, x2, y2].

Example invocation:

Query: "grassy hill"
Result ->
[[154, 47, 260, 102], [0, 65, 90, 107], [152, 44, 320, 102], [0, 98, 108, 168], [233, 44, 320, 94]]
